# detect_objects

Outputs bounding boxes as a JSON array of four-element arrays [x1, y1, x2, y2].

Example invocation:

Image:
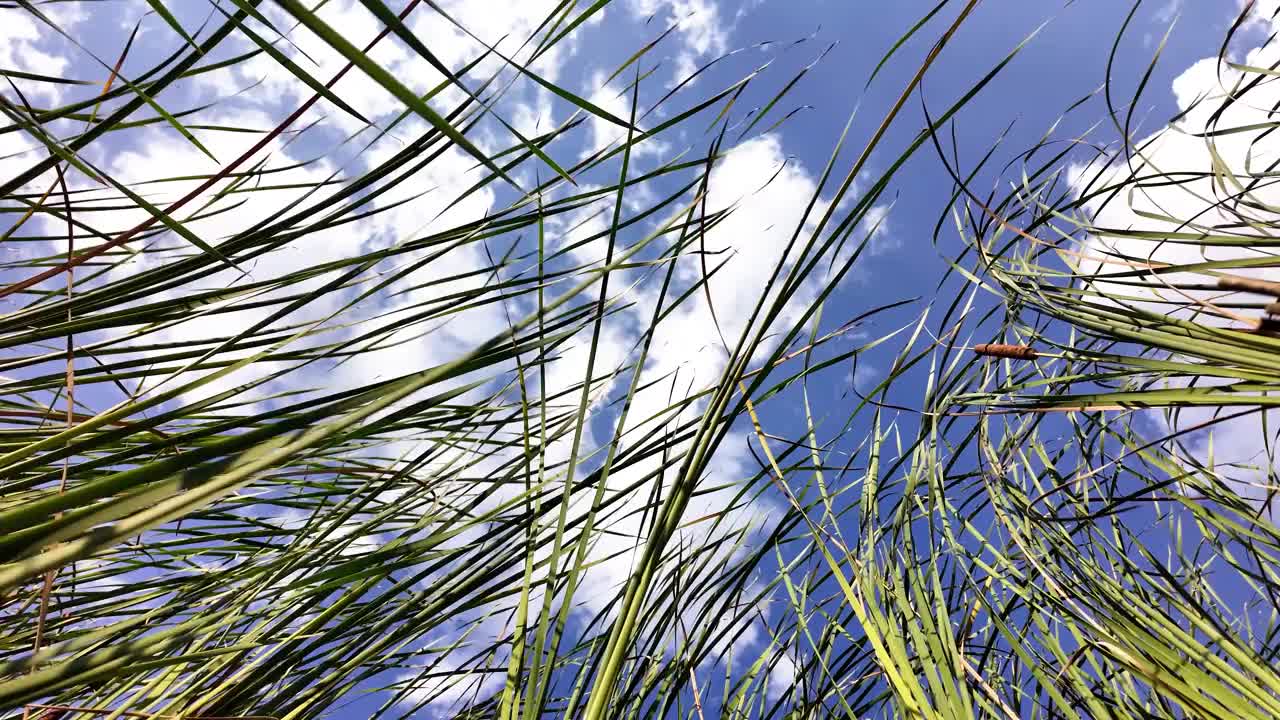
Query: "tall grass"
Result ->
[[0, 1, 1276, 719]]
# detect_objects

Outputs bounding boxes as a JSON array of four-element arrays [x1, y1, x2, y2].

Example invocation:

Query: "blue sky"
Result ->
[[2, 0, 1275, 716]]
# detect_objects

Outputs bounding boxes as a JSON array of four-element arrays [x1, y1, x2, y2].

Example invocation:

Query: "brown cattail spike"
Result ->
[[1217, 275, 1280, 297], [973, 343, 1038, 360]]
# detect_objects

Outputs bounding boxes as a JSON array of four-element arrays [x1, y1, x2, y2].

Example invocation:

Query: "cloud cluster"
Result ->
[[1068, 3, 1280, 509], [1, 0, 894, 711], [625, 0, 731, 82]]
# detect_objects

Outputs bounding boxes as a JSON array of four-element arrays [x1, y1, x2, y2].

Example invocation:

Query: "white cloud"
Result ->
[[0, 2, 83, 105], [625, 0, 730, 84], [0, 2, 86, 203], [394, 655, 506, 718], [92, 113, 351, 411], [627, 0, 729, 57], [578, 70, 671, 161], [1241, 0, 1280, 32], [1068, 19, 1280, 510], [557, 134, 830, 635], [83, 104, 510, 414], [367, 132, 842, 702], [766, 647, 798, 700], [193, 0, 572, 139], [0, 3, 869, 713]]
